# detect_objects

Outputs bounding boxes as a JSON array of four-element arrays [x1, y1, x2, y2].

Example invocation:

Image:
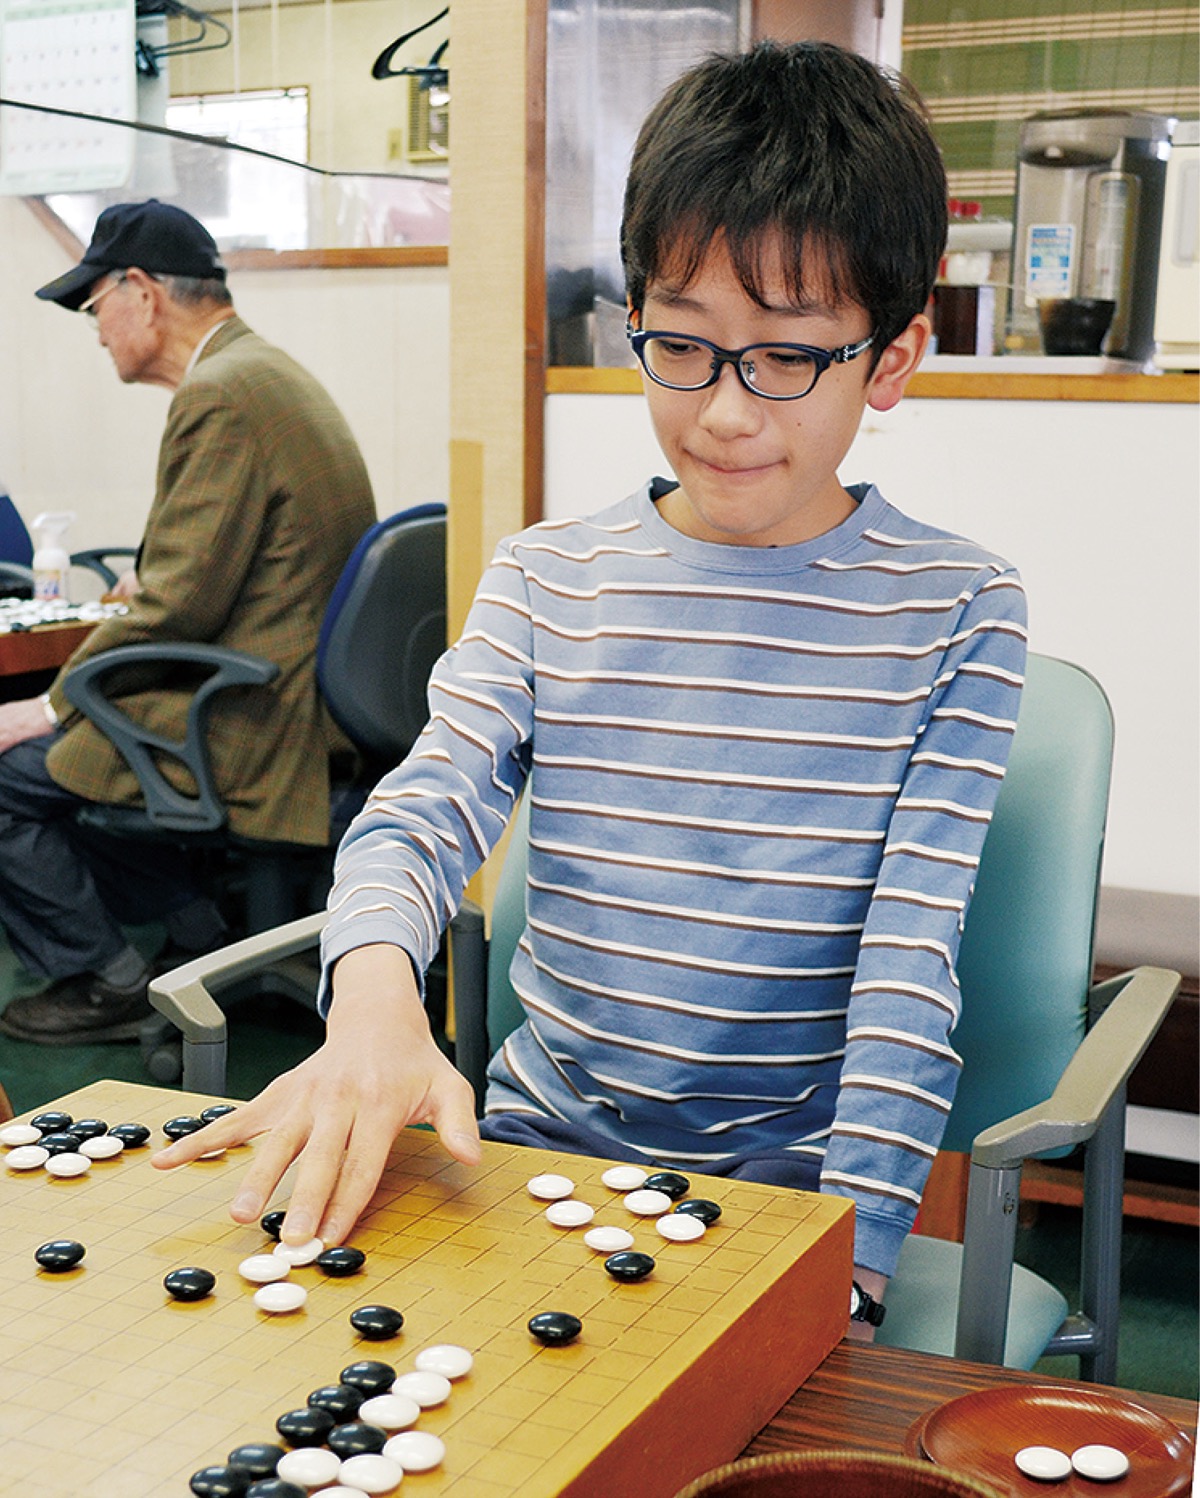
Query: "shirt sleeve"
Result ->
[[818, 565, 1028, 1277], [320, 539, 536, 1007]]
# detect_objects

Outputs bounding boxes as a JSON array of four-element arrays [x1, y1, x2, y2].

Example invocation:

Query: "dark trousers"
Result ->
[[0, 732, 201, 980]]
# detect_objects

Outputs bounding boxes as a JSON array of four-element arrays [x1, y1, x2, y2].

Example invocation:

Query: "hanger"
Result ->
[[371, 5, 449, 86], [135, 0, 231, 75]]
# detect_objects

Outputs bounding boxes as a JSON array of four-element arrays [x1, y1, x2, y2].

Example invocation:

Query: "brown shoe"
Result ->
[[0, 971, 151, 1045]]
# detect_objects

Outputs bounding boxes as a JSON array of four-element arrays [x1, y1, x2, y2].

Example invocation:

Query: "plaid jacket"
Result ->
[[46, 316, 377, 845]]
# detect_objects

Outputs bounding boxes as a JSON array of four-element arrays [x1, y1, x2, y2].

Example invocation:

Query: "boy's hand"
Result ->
[[150, 944, 481, 1246]]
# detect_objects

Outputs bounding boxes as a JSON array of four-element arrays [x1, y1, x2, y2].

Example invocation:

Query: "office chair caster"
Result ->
[[139, 1013, 183, 1084]]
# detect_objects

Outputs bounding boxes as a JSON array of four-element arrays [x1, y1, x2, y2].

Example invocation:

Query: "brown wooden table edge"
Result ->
[[745, 1342, 1197, 1462]]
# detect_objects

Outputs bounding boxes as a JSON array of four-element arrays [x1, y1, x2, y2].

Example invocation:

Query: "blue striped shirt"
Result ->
[[323, 481, 1027, 1274]]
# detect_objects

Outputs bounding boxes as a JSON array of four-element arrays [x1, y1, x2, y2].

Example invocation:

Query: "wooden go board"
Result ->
[[0, 1080, 853, 1497]]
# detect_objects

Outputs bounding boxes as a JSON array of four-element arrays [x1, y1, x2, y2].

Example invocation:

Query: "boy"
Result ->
[[157, 42, 1026, 1329]]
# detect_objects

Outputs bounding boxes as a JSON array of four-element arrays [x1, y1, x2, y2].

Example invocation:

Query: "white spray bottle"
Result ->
[[31, 511, 76, 602]]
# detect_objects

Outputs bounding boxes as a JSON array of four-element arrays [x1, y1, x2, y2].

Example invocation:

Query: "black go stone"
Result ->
[[189, 1466, 251, 1497], [260, 1209, 286, 1241], [245, 1482, 306, 1498], [200, 1104, 237, 1124], [35, 1239, 86, 1272], [30, 1111, 73, 1134], [328, 1421, 388, 1458], [529, 1310, 583, 1345], [109, 1122, 151, 1148], [674, 1198, 722, 1225], [164, 1266, 216, 1302], [603, 1250, 656, 1283], [339, 1360, 396, 1396], [644, 1171, 690, 1200], [163, 1115, 205, 1140], [350, 1303, 404, 1340], [306, 1383, 365, 1421], [38, 1131, 83, 1157], [315, 1245, 365, 1278], [227, 1443, 286, 1478], [275, 1406, 335, 1448], [67, 1118, 108, 1141]]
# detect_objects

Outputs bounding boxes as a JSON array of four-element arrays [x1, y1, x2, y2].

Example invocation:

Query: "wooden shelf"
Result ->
[[546, 365, 1199, 403], [1022, 1160, 1199, 1229]]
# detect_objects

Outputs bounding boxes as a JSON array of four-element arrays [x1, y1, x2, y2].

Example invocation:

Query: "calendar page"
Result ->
[[0, 0, 135, 194]]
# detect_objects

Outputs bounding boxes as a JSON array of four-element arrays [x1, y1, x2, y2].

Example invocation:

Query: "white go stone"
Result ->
[[277, 1447, 343, 1487], [390, 1370, 451, 1408], [1014, 1446, 1072, 1482], [5, 1145, 50, 1170], [253, 1281, 308, 1313], [584, 1225, 636, 1254], [239, 1253, 292, 1284], [1071, 1445, 1130, 1482], [78, 1134, 124, 1160], [336, 1452, 406, 1493], [384, 1430, 446, 1472], [526, 1172, 574, 1200], [304, 1491, 361, 1498], [45, 1152, 90, 1178], [624, 1188, 673, 1217], [601, 1165, 648, 1191], [356, 1393, 421, 1430], [415, 1343, 474, 1379], [272, 1235, 325, 1266], [545, 1199, 595, 1228], [656, 1213, 707, 1242], [0, 1123, 42, 1147]]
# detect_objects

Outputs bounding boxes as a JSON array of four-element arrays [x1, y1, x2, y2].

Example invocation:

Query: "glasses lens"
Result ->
[[740, 346, 819, 398], [640, 335, 717, 390]]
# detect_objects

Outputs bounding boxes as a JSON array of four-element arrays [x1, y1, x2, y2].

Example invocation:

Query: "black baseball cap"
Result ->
[[35, 199, 227, 311]]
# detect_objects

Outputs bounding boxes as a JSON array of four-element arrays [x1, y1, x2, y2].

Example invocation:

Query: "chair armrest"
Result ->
[[71, 547, 139, 588], [448, 899, 488, 1112], [62, 642, 279, 832], [149, 911, 327, 1093], [0, 561, 34, 593], [971, 966, 1182, 1169]]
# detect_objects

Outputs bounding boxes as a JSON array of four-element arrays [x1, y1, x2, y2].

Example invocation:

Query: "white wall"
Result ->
[[0, 199, 449, 554], [543, 388, 1200, 919]]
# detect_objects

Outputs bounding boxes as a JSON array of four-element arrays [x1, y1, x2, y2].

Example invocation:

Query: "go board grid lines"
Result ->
[[0, 1078, 851, 1498]]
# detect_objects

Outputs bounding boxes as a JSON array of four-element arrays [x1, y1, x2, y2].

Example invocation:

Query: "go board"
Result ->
[[0, 1079, 853, 1497]]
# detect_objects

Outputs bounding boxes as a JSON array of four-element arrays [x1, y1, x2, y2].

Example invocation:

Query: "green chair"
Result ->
[[149, 654, 1180, 1381]]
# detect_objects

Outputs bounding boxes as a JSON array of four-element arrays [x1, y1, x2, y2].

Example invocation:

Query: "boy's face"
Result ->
[[634, 233, 927, 548]]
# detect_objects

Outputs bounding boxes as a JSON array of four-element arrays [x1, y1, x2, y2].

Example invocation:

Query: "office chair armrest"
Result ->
[[71, 547, 139, 588], [448, 899, 488, 1112], [0, 560, 34, 592], [149, 911, 328, 1094], [62, 642, 279, 832], [970, 965, 1181, 1169]]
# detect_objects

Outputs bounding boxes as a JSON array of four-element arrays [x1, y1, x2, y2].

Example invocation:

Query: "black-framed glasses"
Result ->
[[627, 322, 875, 401]]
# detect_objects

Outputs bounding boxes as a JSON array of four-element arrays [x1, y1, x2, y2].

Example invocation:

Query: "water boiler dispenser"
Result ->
[[1007, 109, 1173, 362]]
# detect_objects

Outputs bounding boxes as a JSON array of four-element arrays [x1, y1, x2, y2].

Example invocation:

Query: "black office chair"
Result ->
[[61, 503, 447, 1070], [0, 561, 34, 598], [71, 547, 140, 590]]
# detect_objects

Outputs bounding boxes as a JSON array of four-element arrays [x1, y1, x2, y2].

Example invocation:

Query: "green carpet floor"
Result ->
[[2, 939, 1196, 1402]]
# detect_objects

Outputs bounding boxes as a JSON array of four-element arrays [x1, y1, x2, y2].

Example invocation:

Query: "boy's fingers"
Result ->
[[428, 1072, 483, 1166]]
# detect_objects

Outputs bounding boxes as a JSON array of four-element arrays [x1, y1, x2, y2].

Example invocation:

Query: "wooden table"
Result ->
[[0, 619, 93, 677], [746, 1340, 1197, 1457]]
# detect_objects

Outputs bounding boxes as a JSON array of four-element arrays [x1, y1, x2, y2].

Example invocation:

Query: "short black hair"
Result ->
[[621, 41, 947, 358]]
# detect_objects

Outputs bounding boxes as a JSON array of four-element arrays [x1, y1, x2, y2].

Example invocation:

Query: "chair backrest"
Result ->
[[317, 503, 447, 765], [482, 656, 1116, 1152], [941, 653, 1113, 1151], [0, 494, 33, 568]]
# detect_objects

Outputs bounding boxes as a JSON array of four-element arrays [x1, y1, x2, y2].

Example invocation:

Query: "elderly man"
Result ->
[[0, 199, 376, 1045]]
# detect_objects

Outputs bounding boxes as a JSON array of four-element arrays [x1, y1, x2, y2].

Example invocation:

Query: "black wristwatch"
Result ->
[[850, 1280, 886, 1326]]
